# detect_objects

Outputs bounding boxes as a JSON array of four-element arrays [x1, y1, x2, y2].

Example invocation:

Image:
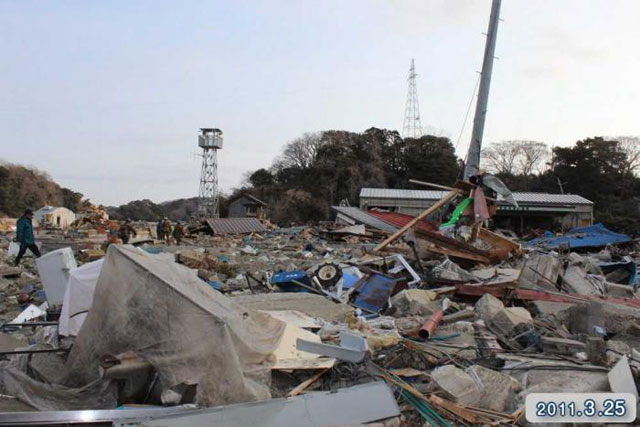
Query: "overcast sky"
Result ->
[[1, 0, 638, 205]]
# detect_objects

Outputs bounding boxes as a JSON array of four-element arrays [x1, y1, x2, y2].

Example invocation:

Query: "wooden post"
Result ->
[[373, 190, 458, 252]]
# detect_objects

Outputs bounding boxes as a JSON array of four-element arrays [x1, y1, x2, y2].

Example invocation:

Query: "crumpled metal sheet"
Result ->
[[204, 218, 267, 235]]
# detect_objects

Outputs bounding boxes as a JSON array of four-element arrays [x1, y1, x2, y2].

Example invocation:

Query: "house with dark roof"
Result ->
[[228, 194, 267, 219], [359, 188, 593, 233]]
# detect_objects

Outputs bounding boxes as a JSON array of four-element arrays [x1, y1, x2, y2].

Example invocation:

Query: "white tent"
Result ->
[[59, 259, 103, 337], [34, 206, 76, 229], [64, 245, 285, 407]]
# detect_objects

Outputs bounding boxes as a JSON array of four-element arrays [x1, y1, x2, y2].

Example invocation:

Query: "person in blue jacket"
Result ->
[[156, 218, 164, 240], [14, 209, 41, 266]]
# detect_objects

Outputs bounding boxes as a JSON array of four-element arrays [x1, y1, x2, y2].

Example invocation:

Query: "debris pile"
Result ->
[[0, 178, 639, 425]]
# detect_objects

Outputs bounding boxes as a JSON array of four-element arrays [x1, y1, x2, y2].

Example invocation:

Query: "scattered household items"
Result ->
[[0, 181, 639, 426]]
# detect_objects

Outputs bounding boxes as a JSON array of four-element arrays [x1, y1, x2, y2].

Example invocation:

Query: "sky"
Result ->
[[1, 0, 639, 206]]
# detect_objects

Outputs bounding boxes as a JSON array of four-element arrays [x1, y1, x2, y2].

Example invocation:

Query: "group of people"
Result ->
[[156, 218, 185, 245], [118, 217, 186, 245], [12, 209, 189, 268]]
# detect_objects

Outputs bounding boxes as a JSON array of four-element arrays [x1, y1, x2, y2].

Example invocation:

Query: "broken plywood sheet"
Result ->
[[271, 323, 336, 370], [271, 358, 335, 370], [233, 293, 353, 323], [260, 310, 320, 329]]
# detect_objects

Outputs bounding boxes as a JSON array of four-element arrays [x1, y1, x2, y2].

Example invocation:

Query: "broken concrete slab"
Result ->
[[474, 293, 504, 322], [568, 301, 604, 335], [608, 356, 639, 399], [431, 364, 522, 412], [520, 369, 610, 396], [528, 300, 575, 318], [430, 365, 480, 407], [489, 307, 533, 336], [518, 254, 562, 290], [467, 365, 522, 412], [562, 265, 604, 295], [605, 281, 635, 298], [389, 289, 439, 317]]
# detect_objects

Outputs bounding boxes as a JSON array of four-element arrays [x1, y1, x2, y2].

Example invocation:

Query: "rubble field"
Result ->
[[1, 194, 640, 426]]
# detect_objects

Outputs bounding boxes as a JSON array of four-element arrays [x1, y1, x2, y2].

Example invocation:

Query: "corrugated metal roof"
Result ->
[[205, 217, 267, 235], [331, 206, 398, 233], [367, 210, 436, 232], [360, 188, 447, 200], [360, 188, 593, 205]]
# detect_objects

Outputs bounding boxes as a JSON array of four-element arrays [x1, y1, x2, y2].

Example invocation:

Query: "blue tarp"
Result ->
[[525, 223, 631, 250], [272, 270, 312, 292], [352, 273, 400, 313]]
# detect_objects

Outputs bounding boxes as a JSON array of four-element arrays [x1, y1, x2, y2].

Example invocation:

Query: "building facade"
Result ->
[[34, 206, 76, 229], [228, 195, 267, 219], [359, 188, 593, 233]]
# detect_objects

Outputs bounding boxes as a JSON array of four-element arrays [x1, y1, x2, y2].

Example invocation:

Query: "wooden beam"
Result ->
[[373, 190, 458, 252], [478, 227, 521, 255], [287, 368, 329, 397], [410, 179, 498, 202], [426, 394, 484, 425]]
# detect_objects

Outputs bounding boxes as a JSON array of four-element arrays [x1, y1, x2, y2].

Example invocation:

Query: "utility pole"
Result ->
[[198, 128, 223, 218], [402, 59, 423, 139], [463, 0, 502, 179]]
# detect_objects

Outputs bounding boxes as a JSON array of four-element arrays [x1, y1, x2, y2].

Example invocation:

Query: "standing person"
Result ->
[[161, 218, 172, 244], [156, 218, 164, 241], [172, 221, 185, 245], [14, 209, 41, 266], [118, 219, 137, 244]]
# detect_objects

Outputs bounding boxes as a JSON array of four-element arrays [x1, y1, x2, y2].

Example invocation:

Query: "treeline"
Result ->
[[0, 161, 83, 217], [233, 128, 460, 224], [106, 197, 229, 221], [483, 137, 640, 233], [232, 131, 640, 233]]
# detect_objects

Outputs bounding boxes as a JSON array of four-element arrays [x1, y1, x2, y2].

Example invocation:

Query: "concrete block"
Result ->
[[518, 254, 562, 290], [489, 307, 533, 336], [467, 365, 522, 412], [562, 265, 603, 295], [431, 364, 522, 412], [606, 282, 635, 299], [474, 293, 504, 322], [587, 337, 608, 366], [390, 289, 440, 317], [568, 301, 604, 335], [431, 365, 480, 406], [540, 336, 586, 354]]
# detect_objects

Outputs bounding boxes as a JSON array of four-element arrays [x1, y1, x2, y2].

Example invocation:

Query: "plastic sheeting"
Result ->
[[526, 223, 632, 250], [63, 245, 286, 407], [58, 259, 103, 337], [0, 361, 117, 410]]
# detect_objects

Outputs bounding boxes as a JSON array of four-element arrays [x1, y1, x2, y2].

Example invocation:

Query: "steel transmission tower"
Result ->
[[198, 128, 224, 218], [402, 59, 423, 138]]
